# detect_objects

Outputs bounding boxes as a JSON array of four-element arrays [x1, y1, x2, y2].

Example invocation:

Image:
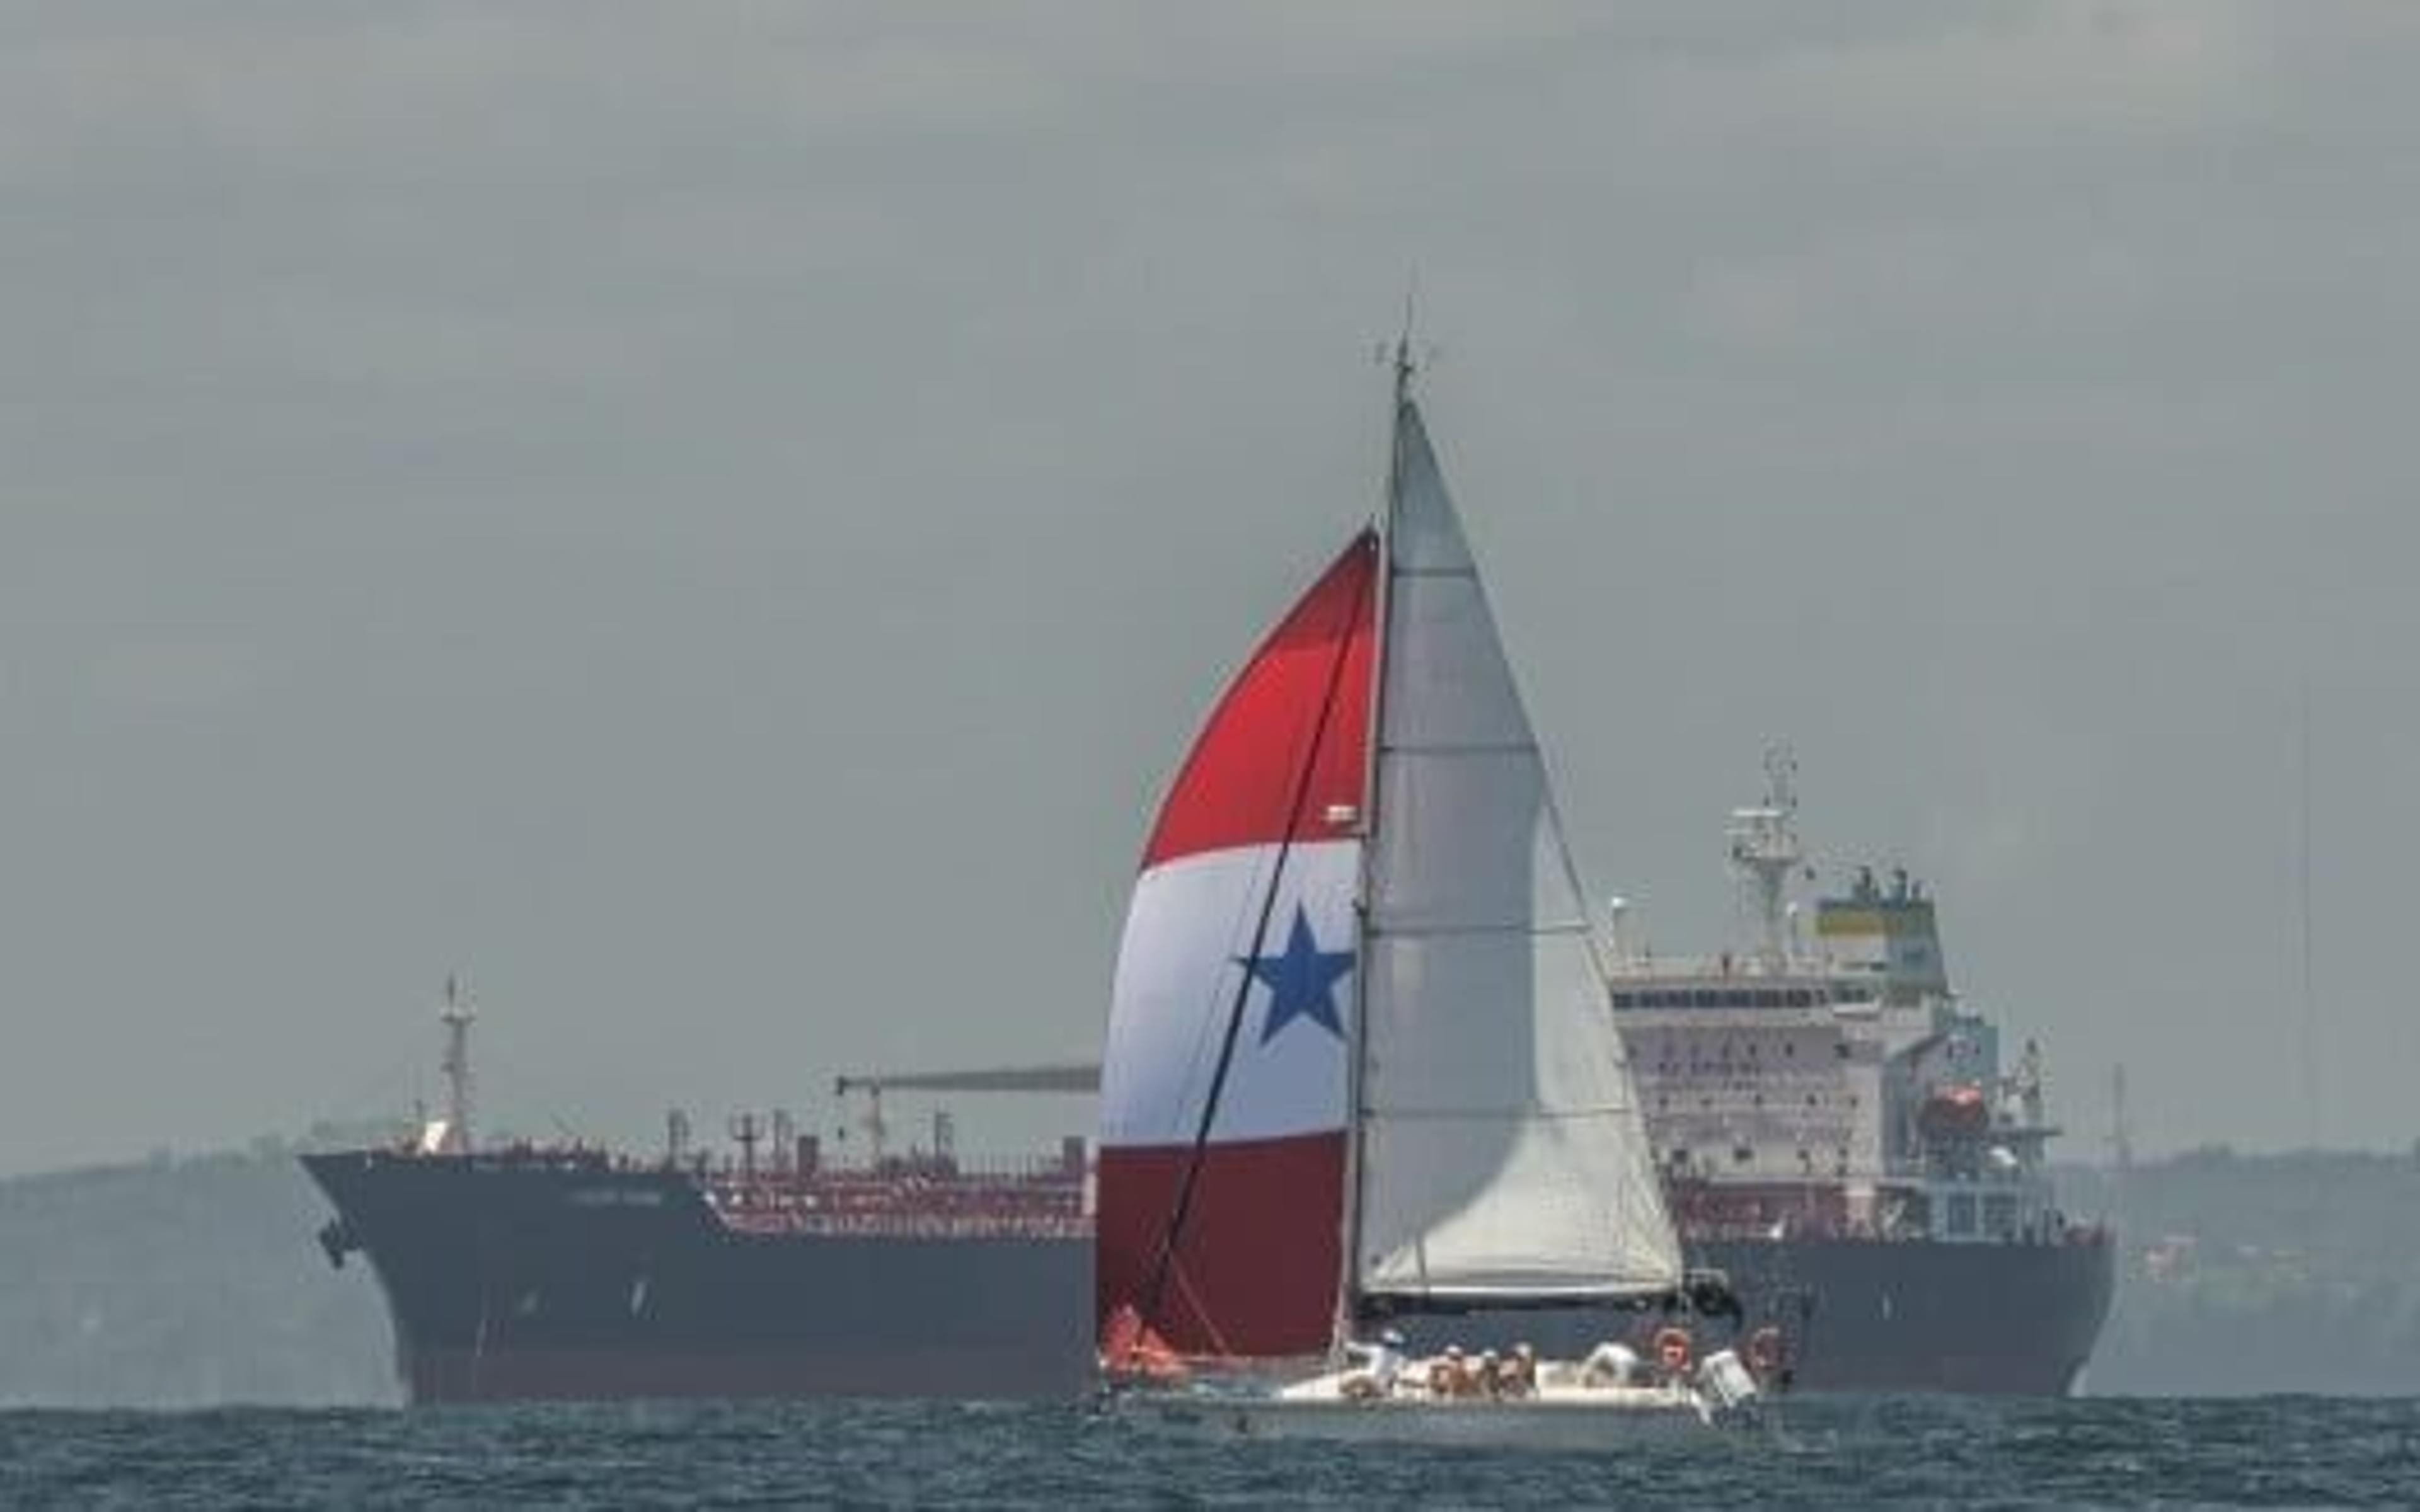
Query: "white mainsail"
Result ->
[[1351, 392, 1683, 1305]]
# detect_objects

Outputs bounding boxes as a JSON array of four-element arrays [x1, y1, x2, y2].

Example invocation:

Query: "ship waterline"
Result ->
[[1382, 1235, 2112, 1397]]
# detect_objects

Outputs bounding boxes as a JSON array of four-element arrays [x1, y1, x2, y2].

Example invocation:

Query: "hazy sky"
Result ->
[[5, 3, 2416, 1176]]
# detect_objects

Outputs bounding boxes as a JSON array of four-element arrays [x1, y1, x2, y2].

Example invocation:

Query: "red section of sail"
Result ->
[[1094, 1133, 1345, 1360], [1141, 532, 1376, 870]]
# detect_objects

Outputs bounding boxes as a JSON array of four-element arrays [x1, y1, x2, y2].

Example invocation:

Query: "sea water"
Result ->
[[3, 1395, 2415, 1508]]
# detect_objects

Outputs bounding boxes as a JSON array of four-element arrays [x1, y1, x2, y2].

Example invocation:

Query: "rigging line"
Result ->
[[1131, 532, 1376, 1351], [1166, 1258, 1236, 1361]]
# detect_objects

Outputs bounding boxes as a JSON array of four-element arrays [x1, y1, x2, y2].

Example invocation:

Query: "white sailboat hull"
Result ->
[[1115, 1341, 1763, 1450], [1127, 1387, 1717, 1450]]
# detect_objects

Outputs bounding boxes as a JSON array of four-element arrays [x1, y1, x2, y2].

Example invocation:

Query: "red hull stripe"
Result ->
[[1094, 1134, 1344, 1358], [1141, 533, 1376, 871]]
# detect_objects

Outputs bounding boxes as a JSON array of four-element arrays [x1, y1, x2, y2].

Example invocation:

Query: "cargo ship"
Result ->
[[312, 755, 2111, 1402], [1597, 753, 2116, 1392], [312, 755, 2110, 1403], [305, 982, 1094, 1402], [310, 806, 2109, 1405]]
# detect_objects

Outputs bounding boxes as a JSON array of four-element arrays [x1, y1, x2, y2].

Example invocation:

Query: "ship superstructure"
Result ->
[[1597, 753, 2112, 1391], [1611, 754, 2068, 1249]]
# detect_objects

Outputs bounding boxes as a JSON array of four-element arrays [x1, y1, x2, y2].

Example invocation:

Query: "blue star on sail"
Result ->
[[1236, 907, 1354, 1045]]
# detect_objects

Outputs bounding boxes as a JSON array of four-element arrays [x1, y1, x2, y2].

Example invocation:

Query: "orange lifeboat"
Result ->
[[1918, 1082, 1990, 1139]]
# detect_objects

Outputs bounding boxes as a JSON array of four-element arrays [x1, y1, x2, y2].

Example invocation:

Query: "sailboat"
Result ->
[[1094, 341, 1760, 1443]]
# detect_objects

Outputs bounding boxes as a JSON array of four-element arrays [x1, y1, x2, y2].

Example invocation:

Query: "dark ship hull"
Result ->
[[310, 1150, 2111, 1400], [1391, 1232, 2116, 1397], [304, 1151, 1092, 1403], [1693, 1234, 2116, 1394]]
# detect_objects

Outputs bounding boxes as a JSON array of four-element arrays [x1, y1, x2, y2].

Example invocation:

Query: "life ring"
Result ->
[[1652, 1326, 1691, 1371], [1746, 1326, 1787, 1375]]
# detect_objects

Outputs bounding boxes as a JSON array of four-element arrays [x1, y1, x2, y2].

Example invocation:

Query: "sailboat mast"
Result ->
[[1335, 333, 1414, 1349]]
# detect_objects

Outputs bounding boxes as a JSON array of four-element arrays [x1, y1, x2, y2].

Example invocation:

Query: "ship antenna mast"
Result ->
[[438, 973, 475, 1155], [2297, 680, 2319, 1149], [1726, 746, 1804, 967]]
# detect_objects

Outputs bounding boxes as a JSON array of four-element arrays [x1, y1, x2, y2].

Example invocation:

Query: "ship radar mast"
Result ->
[[434, 973, 475, 1155], [1726, 747, 1804, 966]]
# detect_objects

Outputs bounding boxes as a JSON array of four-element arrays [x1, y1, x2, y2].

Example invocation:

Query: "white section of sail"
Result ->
[[1352, 399, 1683, 1303], [1102, 840, 1359, 1148]]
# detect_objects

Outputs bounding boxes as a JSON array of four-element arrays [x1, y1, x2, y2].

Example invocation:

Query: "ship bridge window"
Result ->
[[1984, 1194, 2019, 1240]]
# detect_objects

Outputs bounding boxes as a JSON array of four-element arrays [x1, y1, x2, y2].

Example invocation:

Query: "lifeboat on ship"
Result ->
[[1917, 1083, 1990, 1140]]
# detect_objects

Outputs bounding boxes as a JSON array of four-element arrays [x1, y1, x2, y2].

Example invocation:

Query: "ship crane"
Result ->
[[831, 1063, 1100, 1166]]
